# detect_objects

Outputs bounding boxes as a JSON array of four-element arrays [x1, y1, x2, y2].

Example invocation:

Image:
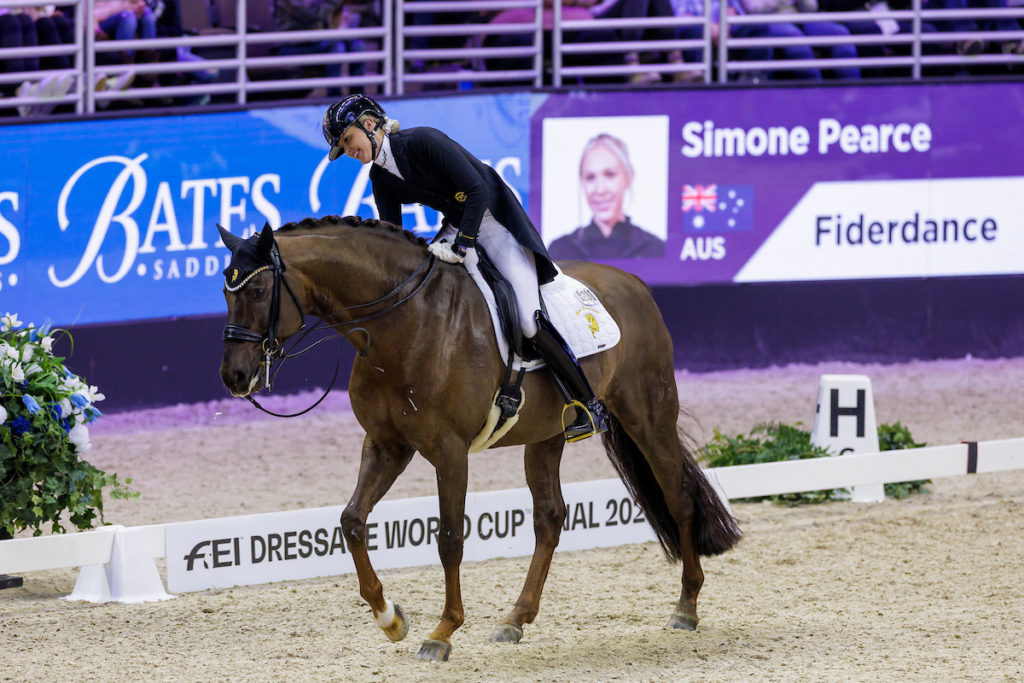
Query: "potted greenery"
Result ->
[[0, 313, 137, 588]]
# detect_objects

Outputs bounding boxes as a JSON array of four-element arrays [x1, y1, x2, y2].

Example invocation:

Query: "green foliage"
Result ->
[[0, 313, 138, 537], [877, 421, 931, 499], [697, 420, 930, 505]]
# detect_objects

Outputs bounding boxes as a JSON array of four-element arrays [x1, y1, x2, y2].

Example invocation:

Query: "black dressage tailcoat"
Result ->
[[369, 127, 558, 284]]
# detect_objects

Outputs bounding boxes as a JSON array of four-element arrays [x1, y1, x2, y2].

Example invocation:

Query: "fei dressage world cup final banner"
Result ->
[[2, 82, 1022, 328]]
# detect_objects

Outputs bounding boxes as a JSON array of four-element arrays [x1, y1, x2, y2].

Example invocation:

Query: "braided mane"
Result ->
[[276, 215, 427, 246]]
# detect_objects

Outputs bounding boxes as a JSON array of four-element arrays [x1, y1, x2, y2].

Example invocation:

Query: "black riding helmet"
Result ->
[[323, 94, 387, 162]]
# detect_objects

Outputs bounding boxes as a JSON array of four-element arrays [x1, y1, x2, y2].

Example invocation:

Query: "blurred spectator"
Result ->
[[926, 0, 1024, 56], [592, 0, 689, 83], [672, 0, 858, 80], [817, 0, 891, 77], [484, 0, 622, 86], [271, 0, 368, 96], [95, 0, 157, 60], [1, 7, 73, 116], [742, 0, 861, 79], [406, 5, 485, 77], [153, 0, 217, 105]]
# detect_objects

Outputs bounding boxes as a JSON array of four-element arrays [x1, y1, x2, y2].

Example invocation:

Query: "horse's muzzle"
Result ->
[[220, 345, 262, 397]]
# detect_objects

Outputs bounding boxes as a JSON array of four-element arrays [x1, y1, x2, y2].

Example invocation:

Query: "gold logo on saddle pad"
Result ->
[[231, 268, 238, 283], [585, 312, 599, 337], [454, 191, 467, 203]]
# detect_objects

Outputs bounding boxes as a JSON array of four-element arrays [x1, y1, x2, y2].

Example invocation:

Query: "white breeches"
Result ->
[[439, 210, 541, 338]]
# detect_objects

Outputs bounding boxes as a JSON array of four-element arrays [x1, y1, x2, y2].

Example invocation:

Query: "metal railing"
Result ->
[[2, 0, 1023, 120], [396, 0, 544, 92]]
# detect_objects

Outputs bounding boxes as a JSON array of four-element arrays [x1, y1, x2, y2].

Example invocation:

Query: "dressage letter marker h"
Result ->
[[811, 375, 885, 503]]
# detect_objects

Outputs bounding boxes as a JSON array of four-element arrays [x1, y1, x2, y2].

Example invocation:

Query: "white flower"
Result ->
[[40, 335, 55, 353], [20, 344, 33, 363], [0, 312, 22, 332], [11, 362, 25, 383], [68, 424, 91, 452], [0, 405, 6, 423], [1, 343, 15, 361], [88, 385, 106, 403], [25, 362, 43, 377], [60, 398, 72, 418]]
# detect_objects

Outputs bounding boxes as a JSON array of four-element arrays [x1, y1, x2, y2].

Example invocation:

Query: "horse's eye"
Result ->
[[254, 288, 265, 299]]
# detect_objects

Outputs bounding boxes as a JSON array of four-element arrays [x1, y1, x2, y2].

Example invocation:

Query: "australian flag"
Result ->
[[681, 183, 754, 232]]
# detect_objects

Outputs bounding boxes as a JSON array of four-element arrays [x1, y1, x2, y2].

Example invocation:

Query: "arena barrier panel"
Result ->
[[1, 437, 1021, 603]]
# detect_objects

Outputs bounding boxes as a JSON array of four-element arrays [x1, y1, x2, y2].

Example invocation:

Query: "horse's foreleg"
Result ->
[[490, 434, 566, 644], [340, 436, 415, 642], [416, 444, 469, 662]]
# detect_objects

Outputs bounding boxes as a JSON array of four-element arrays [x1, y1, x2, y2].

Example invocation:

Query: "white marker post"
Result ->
[[810, 375, 885, 503]]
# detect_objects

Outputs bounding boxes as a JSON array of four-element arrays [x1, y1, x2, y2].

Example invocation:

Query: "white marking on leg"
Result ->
[[375, 598, 396, 628]]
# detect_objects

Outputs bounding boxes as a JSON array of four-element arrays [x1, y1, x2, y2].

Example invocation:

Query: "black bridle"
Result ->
[[223, 240, 437, 418]]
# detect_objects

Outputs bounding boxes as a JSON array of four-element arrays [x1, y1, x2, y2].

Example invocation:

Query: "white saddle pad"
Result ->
[[463, 252, 621, 371]]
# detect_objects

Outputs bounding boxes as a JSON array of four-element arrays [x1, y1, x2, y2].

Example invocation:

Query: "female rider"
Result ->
[[322, 94, 607, 442]]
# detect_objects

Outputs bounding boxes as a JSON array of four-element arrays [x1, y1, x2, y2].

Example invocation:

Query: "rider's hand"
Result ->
[[428, 239, 467, 264]]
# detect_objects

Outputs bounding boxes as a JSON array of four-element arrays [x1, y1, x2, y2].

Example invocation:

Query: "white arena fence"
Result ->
[[1, 436, 1021, 603]]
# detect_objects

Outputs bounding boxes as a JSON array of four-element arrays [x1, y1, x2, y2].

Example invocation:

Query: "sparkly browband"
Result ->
[[224, 265, 271, 293]]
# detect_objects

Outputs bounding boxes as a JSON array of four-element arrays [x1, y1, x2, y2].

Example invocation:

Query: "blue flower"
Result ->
[[10, 416, 31, 435], [69, 393, 90, 409], [60, 417, 71, 433], [84, 406, 103, 423], [22, 394, 40, 414], [47, 404, 62, 422]]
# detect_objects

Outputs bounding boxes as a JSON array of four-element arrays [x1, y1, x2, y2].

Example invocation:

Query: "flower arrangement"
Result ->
[[1, 313, 137, 537]]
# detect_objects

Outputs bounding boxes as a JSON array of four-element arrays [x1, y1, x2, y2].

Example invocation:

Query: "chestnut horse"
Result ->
[[218, 217, 740, 662]]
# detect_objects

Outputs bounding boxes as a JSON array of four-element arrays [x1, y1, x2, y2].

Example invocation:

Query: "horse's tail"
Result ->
[[600, 415, 742, 561]]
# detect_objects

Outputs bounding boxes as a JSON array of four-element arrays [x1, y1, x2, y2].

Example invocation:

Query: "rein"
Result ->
[[224, 242, 436, 418]]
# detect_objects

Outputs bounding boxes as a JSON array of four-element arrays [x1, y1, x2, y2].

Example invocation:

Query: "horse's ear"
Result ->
[[256, 222, 275, 257], [217, 224, 243, 252]]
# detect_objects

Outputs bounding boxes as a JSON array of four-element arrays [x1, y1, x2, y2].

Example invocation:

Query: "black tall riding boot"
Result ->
[[531, 310, 608, 442]]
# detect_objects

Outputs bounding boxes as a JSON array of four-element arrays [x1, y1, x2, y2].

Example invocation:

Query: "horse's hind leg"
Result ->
[[340, 436, 415, 643], [603, 389, 712, 631], [490, 434, 566, 644]]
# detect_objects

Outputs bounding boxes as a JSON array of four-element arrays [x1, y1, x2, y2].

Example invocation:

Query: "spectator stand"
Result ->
[[721, 0, 1024, 82], [395, 0, 544, 94], [247, 1, 390, 101], [551, 1, 712, 85], [1, 0, 1023, 120]]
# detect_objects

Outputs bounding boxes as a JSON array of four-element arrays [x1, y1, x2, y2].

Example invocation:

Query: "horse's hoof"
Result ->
[[381, 601, 410, 642], [665, 612, 698, 631], [416, 639, 452, 662], [488, 623, 523, 643]]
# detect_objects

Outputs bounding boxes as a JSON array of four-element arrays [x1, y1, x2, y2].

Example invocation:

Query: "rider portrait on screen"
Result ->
[[548, 132, 665, 260], [322, 94, 608, 442]]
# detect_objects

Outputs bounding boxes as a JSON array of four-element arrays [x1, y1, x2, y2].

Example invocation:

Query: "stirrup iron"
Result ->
[[561, 399, 607, 443]]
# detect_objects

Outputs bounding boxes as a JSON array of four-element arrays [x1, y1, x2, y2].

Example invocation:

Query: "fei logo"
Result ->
[[681, 184, 754, 232]]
